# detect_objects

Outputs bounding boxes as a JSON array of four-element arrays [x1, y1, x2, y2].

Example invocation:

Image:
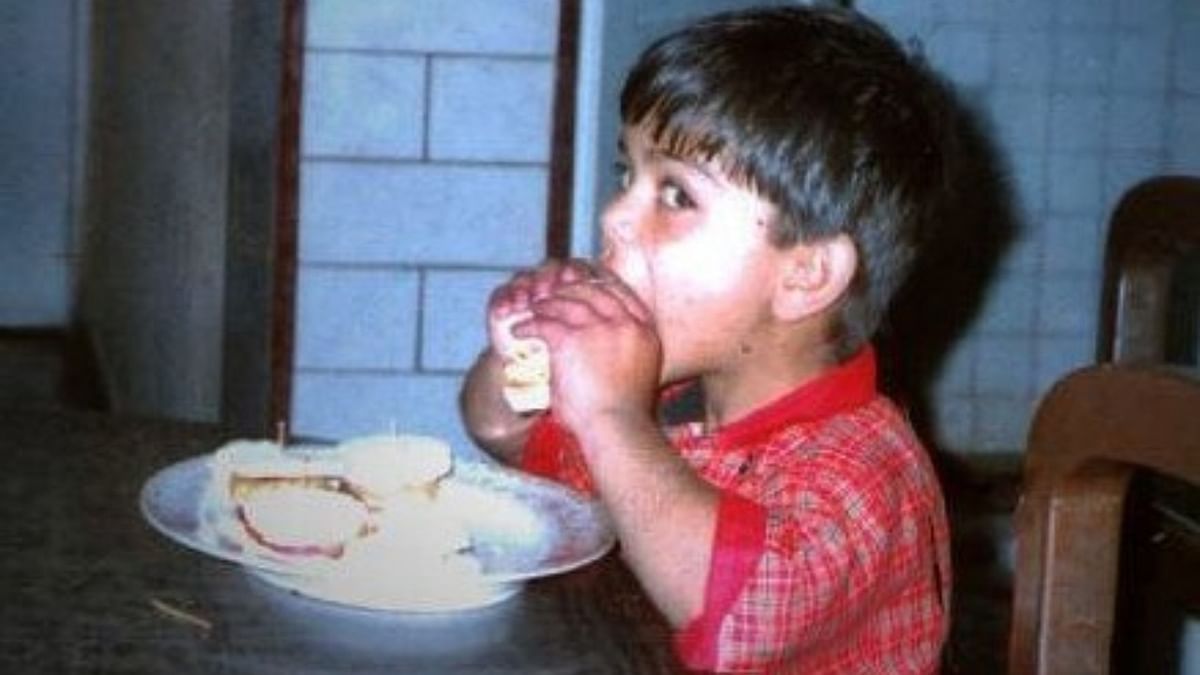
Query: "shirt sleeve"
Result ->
[[675, 491, 768, 669], [678, 470, 917, 672], [519, 414, 595, 495]]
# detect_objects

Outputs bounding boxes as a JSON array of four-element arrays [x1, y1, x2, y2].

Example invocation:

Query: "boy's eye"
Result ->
[[659, 181, 695, 210], [613, 161, 632, 191]]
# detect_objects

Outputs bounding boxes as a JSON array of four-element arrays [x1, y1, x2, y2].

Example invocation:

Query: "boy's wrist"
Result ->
[[572, 407, 661, 460]]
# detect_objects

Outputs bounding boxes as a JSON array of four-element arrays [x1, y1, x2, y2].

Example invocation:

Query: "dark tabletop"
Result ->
[[0, 410, 684, 674]]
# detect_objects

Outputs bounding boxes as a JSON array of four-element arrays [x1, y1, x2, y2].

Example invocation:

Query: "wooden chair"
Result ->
[[1009, 175, 1200, 674], [1096, 175, 1200, 365], [1008, 365, 1200, 674]]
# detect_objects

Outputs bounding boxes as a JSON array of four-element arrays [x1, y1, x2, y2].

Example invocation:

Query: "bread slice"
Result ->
[[338, 434, 453, 505], [237, 484, 369, 558], [211, 435, 459, 559], [497, 312, 551, 413]]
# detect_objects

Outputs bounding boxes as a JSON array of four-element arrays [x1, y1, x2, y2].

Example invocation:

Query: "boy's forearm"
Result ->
[[459, 349, 534, 464], [575, 413, 718, 627]]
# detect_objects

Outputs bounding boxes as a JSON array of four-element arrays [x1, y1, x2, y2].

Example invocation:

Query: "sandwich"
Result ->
[[212, 434, 456, 560], [497, 312, 551, 413]]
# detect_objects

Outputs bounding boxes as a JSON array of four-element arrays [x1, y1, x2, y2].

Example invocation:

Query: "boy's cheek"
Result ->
[[602, 252, 655, 311]]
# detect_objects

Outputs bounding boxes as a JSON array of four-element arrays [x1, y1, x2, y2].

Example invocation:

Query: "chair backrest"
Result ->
[[1009, 365, 1200, 675], [1098, 175, 1200, 364], [1024, 365, 1200, 486]]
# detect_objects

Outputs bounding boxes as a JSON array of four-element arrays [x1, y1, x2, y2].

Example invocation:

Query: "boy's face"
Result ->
[[600, 124, 786, 384]]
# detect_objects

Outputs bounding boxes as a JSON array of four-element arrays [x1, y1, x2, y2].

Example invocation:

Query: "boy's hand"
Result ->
[[524, 268, 662, 436], [486, 258, 596, 352]]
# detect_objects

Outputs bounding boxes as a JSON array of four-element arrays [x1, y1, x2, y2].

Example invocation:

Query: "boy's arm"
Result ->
[[574, 412, 719, 626], [459, 347, 536, 464], [521, 271, 718, 626], [461, 258, 597, 464]]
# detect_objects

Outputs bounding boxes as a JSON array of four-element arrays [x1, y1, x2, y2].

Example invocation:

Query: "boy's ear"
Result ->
[[771, 234, 858, 322]]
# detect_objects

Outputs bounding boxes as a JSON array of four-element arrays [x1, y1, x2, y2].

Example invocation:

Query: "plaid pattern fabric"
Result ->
[[521, 349, 951, 673]]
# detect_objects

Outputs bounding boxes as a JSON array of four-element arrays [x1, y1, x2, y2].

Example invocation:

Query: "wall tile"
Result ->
[[859, 0, 933, 36], [993, 31, 1053, 89], [1010, 150, 1048, 223], [1056, 0, 1116, 28], [936, 0, 994, 25], [1034, 335, 1094, 396], [1106, 95, 1165, 152], [1048, 93, 1106, 152], [429, 58, 553, 162], [0, 254, 69, 325], [973, 335, 1034, 397], [1042, 214, 1102, 274], [1116, 0, 1173, 29], [421, 269, 511, 371], [988, 90, 1049, 151], [976, 274, 1036, 334], [929, 395, 974, 452], [291, 371, 486, 460], [1036, 275, 1100, 336], [930, 336, 977, 398], [926, 25, 993, 88], [992, 0, 1055, 28], [294, 267, 419, 369], [306, 0, 557, 55], [1053, 31, 1112, 90], [1174, 22, 1200, 94], [972, 395, 1034, 453], [1103, 151, 1165, 214], [1110, 31, 1169, 93], [1047, 152, 1103, 216], [1000, 226, 1042, 274], [1167, 98, 1200, 173], [302, 53, 425, 159], [300, 162, 548, 266]]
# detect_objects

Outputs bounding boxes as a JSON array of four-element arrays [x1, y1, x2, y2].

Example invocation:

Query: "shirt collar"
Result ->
[[708, 345, 878, 449]]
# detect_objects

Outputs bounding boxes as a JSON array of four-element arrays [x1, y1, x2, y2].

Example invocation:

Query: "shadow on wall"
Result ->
[[876, 76, 1019, 466], [875, 73, 1021, 675]]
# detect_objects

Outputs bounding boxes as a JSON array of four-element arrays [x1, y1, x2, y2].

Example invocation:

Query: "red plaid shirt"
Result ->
[[521, 347, 951, 673]]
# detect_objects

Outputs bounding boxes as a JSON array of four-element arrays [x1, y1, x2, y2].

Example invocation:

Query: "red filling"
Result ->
[[235, 505, 347, 559]]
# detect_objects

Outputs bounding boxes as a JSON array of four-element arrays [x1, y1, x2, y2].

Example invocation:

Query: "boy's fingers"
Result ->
[[551, 280, 632, 322], [588, 271, 653, 324], [557, 258, 598, 284], [529, 294, 600, 329]]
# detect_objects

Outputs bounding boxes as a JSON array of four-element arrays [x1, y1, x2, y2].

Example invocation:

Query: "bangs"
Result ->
[[624, 94, 767, 199]]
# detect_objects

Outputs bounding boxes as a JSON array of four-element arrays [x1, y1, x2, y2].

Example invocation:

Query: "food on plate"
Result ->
[[214, 440, 345, 502], [238, 485, 370, 558], [210, 435, 469, 563], [497, 312, 551, 413], [339, 434, 452, 505]]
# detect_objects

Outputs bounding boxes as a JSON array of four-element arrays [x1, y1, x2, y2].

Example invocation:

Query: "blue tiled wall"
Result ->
[[294, 0, 1199, 458], [859, 0, 1200, 452], [292, 0, 558, 457], [0, 0, 85, 326]]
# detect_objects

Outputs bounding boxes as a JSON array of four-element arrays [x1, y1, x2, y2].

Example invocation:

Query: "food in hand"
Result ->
[[497, 312, 551, 413], [211, 435, 466, 562]]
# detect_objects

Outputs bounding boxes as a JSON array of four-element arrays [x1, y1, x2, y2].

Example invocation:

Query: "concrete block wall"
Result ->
[[0, 0, 88, 326], [292, 0, 558, 457], [858, 0, 1200, 453]]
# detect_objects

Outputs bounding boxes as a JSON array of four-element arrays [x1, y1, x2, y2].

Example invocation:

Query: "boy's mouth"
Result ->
[[599, 249, 655, 315]]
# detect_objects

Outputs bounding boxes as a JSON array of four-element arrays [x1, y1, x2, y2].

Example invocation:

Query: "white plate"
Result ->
[[140, 452, 615, 612]]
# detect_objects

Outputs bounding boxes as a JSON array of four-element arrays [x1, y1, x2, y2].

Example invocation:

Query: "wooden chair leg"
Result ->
[[1010, 464, 1133, 674], [1010, 489, 1050, 675]]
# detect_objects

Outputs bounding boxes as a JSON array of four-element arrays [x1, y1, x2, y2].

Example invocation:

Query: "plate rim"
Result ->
[[139, 452, 616, 584]]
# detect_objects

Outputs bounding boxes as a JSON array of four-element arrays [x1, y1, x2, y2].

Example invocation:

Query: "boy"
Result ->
[[460, 6, 953, 673]]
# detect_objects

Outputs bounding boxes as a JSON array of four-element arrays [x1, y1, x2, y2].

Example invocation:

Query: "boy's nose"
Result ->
[[600, 195, 636, 246]]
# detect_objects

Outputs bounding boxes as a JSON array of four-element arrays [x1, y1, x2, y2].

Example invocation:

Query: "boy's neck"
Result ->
[[699, 330, 840, 430]]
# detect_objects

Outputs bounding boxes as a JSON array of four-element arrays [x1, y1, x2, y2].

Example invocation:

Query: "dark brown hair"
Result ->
[[621, 6, 956, 357]]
